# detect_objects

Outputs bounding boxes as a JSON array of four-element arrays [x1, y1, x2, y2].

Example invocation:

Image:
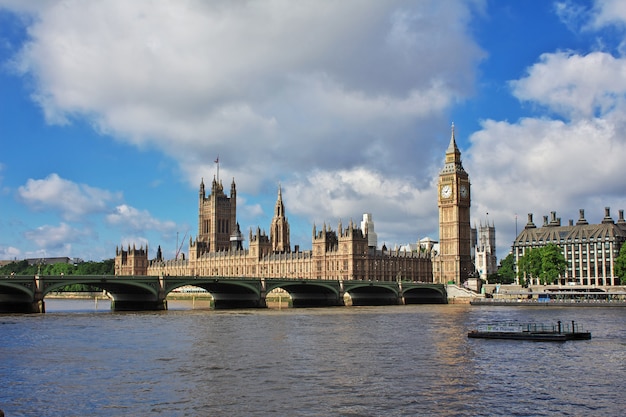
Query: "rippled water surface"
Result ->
[[1, 301, 625, 416]]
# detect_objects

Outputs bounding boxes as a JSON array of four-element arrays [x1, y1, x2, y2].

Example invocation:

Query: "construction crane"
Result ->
[[175, 231, 188, 260]]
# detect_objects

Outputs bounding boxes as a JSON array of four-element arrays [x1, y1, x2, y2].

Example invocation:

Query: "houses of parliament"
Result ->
[[115, 127, 473, 285]]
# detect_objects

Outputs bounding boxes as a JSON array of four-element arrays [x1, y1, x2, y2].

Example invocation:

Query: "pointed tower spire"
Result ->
[[215, 155, 220, 183], [446, 122, 461, 160], [273, 183, 285, 218], [270, 183, 290, 252], [447, 122, 457, 152], [441, 122, 465, 174]]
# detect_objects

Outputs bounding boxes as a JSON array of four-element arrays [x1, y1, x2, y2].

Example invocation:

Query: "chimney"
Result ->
[[602, 207, 614, 224], [576, 209, 588, 225], [549, 211, 561, 226]]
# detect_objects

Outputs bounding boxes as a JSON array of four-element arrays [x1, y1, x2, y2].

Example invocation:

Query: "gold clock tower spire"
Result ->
[[437, 123, 472, 285]]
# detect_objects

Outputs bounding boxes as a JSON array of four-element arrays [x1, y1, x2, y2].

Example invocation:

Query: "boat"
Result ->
[[467, 320, 591, 341]]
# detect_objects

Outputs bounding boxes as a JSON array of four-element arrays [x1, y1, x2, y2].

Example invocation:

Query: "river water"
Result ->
[[1, 301, 624, 417]]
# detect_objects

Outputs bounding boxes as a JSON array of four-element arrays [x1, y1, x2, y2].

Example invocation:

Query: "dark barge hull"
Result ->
[[468, 331, 591, 341]]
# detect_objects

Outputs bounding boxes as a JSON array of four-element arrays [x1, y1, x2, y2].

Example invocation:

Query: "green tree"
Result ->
[[75, 259, 114, 275], [517, 248, 542, 286], [0, 260, 31, 275], [517, 244, 568, 285], [49, 262, 75, 276], [495, 253, 516, 284], [1, 259, 114, 279], [614, 244, 626, 285], [540, 243, 567, 284]]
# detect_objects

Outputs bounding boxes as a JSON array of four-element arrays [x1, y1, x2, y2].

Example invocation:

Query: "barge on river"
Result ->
[[468, 320, 591, 341]]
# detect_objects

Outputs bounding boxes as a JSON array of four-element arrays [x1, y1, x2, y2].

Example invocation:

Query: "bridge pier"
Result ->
[[32, 299, 45, 313], [259, 278, 268, 308], [34, 275, 45, 313], [397, 281, 405, 305], [338, 280, 346, 306]]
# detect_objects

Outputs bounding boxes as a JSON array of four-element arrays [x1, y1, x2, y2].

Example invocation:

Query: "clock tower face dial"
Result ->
[[460, 185, 468, 198], [441, 184, 452, 198]]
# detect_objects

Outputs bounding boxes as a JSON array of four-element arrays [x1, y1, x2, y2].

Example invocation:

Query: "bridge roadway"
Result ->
[[0, 275, 447, 313]]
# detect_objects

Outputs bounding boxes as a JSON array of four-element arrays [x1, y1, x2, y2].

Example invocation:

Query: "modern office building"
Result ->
[[512, 208, 626, 286]]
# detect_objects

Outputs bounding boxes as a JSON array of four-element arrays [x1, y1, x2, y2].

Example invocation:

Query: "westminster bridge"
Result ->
[[0, 275, 447, 313]]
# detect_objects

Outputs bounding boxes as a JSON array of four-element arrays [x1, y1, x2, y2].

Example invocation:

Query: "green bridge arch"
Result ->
[[42, 277, 160, 298], [265, 279, 343, 307], [0, 275, 447, 313], [164, 277, 264, 308], [342, 281, 400, 306]]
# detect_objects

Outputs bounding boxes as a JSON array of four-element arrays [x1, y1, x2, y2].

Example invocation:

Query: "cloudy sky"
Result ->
[[2, 0, 626, 263]]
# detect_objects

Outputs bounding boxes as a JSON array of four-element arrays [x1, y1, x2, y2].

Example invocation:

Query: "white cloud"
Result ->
[[0, 244, 21, 260], [18, 173, 121, 220], [23, 222, 85, 251], [6, 0, 484, 190], [469, 117, 624, 201], [284, 167, 437, 244], [117, 236, 150, 251], [588, 0, 626, 29], [12, 174, 181, 259], [236, 194, 264, 220], [106, 204, 177, 234], [511, 51, 626, 120], [555, 0, 626, 32]]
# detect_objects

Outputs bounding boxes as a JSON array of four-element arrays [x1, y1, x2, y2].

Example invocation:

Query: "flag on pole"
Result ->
[[214, 156, 219, 164]]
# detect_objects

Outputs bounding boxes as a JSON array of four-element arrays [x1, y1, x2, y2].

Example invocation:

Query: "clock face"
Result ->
[[441, 185, 452, 198], [460, 185, 468, 198]]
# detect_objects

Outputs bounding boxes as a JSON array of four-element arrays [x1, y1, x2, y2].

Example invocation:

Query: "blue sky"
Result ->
[[2, 0, 626, 262]]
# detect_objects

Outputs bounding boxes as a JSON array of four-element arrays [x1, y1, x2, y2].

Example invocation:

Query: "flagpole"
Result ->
[[215, 156, 220, 183]]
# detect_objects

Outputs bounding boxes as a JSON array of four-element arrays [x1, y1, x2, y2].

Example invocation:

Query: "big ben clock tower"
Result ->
[[437, 124, 472, 285]]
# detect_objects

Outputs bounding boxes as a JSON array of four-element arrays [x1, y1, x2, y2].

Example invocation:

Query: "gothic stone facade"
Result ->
[[115, 245, 149, 276], [472, 221, 497, 282], [116, 179, 433, 282]]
